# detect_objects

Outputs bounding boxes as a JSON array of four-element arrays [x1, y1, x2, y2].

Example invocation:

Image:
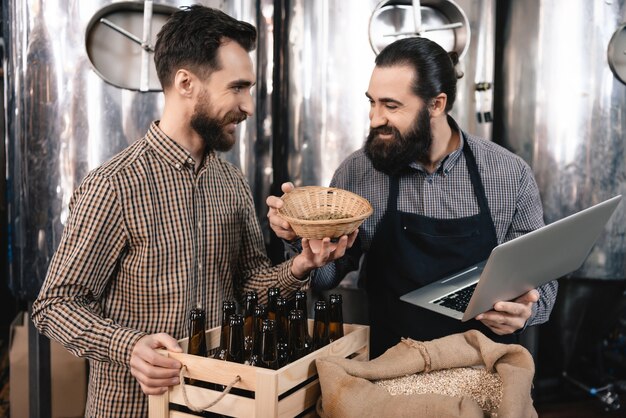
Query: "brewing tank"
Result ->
[[278, 0, 495, 189], [3, 0, 264, 300], [500, 0, 626, 280]]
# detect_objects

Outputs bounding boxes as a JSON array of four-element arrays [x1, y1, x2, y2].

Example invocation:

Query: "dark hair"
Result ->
[[154, 5, 257, 89], [375, 37, 463, 112]]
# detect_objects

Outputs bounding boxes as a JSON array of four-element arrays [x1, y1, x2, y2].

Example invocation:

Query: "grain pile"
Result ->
[[305, 213, 350, 221], [374, 367, 503, 416]]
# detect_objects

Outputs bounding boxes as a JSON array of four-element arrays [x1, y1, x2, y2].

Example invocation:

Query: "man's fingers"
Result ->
[[515, 289, 540, 304], [493, 301, 526, 317], [272, 217, 292, 231], [151, 332, 183, 353], [266, 195, 284, 210], [347, 229, 359, 247], [329, 236, 349, 259], [281, 182, 295, 193]]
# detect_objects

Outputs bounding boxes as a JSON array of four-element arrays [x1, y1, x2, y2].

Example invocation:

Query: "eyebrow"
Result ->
[[229, 79, 256, 88], [365, 92, 403, 106]]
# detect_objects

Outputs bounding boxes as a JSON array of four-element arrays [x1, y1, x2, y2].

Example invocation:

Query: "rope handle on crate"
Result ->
[[179, 365, 242, 413]]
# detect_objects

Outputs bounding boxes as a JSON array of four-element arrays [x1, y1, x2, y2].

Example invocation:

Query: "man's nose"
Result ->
[[240, 93, 254, 117], [369, 108, 387, 128]]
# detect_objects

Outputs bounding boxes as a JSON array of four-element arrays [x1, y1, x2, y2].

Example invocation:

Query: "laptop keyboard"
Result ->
[[432, 283, 478, 313]]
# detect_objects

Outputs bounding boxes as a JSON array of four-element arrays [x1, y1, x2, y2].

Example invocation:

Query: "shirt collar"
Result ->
[[146, 121, 211, 171]]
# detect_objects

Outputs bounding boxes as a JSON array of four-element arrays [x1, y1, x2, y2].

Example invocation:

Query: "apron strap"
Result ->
[[462, 139, 493, 221], [387, 175, 400, 212]]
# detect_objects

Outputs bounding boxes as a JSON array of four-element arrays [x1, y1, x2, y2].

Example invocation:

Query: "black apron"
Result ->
[[365, 139, 518, 358]]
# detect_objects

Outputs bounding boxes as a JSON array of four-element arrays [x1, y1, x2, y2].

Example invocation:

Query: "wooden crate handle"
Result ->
[[179, 365, 241, 412]]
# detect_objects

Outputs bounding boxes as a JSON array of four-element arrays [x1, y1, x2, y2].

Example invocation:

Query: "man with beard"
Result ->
[[267, 37, 557, 358], [32, 6, 352, 417]]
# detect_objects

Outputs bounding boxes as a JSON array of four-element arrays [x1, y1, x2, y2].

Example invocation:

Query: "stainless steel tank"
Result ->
[[280, 0, 495, 188], [3, 0, 265, 300], [275, 0, 495, 322], [501, 0, 626, 280]]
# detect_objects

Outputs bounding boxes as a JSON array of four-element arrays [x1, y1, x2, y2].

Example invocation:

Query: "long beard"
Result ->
[[364, 107, 432, 175], [190, 99, 247, 153]]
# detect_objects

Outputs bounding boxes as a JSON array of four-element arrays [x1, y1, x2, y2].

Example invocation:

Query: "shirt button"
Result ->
[[175, 163, 181, 170], [187, 158, 194, 165]]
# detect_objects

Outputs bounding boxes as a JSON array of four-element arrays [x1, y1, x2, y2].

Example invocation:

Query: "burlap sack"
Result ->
[[316, 330, 537, 418]]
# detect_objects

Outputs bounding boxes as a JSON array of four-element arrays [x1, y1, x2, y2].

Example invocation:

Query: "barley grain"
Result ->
[[374, 367, 502, 416]]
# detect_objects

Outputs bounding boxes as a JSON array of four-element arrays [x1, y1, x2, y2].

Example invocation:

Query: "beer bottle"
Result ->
[[267, 287, 281, 321], [294, 291, 312, 350], [186, 307, 207, 387], [275, 296, 289, 344], [294, 291, 308, 316], [328, 294, 344, 342], [243, 291, 258, 359], [259, 319, 279, 370], [277, 342, 289, 368], [288, 309, 309, 362], [213, 300, 236, 360], [187, 307, 208, 357], [247, 304, 267, 366], [226, 313, 245, 364], [312, 300, 330, 350]]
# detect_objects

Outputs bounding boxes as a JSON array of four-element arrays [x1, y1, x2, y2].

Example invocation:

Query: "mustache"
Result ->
[[222, 112, 247, 125], [369, 125, 394, 136]]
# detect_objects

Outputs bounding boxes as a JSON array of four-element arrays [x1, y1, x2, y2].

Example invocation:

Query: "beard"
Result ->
[[364, 106, 432, 176], [190, 91, 247, 153]]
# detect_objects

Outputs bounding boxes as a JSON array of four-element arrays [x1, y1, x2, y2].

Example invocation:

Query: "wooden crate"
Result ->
[[149, 321, 369, 418]]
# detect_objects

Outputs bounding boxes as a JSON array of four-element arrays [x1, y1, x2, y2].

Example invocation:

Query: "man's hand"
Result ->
[[267, 182, 297, 241], [290, 231, 358, 279], [267, 181, 359, 279], [475, 289, 539, 335], [130, 333, 183, 395]]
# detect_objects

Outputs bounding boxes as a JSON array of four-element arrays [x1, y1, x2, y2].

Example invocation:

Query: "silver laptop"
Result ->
[[400, 195, 622, 322]]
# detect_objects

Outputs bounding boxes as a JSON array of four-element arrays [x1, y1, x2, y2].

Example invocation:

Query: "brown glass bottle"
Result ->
[[275, 296, 289, 344], [187, 307, 208, 357], [247, 304, 267, 366], [242, 291, 258, 359], [328, 294, 344, 342], [312, 300, 330, 350], [259, 319, 279, 370], [186, 307, 207, 387], [213, 300, 236, 360], [267, 287, 281, 321], [226, 313, 245, 364], [276, 342, 289, 368], [294, 291, 312, 350], [288, 309, 309, 362]]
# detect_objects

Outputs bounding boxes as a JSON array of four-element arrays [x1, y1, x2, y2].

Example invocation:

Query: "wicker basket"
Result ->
[[277, 186, 373, 239]]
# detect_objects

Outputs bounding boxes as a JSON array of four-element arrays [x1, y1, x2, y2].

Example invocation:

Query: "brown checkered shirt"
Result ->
[[32, 122, 307, 417]]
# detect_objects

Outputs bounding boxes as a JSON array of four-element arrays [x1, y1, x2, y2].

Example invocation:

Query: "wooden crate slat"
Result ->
[[170, 411, 200, 418], [277, 378, 321, 418], [168, 383, 255, 416], [147, 392, 169, 418], [255, 368, 279, 417], [168, 351, 259, 390]]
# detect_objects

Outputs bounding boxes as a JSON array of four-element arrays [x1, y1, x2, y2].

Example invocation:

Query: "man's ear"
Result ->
[[430, 93, 448, 117], [172, 69, 194, 98]]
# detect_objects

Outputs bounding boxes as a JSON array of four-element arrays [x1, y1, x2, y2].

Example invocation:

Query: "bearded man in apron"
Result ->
[[268, 37, 558, 358]]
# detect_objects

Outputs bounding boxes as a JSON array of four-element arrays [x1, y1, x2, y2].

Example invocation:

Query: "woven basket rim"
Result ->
[[277, 209, 372, 226], [277, 186, 373, 226]]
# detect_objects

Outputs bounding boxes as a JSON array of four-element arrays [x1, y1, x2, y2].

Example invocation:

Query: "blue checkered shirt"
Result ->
[[289, 129, 557, 327]]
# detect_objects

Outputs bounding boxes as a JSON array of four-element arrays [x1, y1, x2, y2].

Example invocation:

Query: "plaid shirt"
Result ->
[[310, 128, 558, 327], [32, 122, 307, 417]]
